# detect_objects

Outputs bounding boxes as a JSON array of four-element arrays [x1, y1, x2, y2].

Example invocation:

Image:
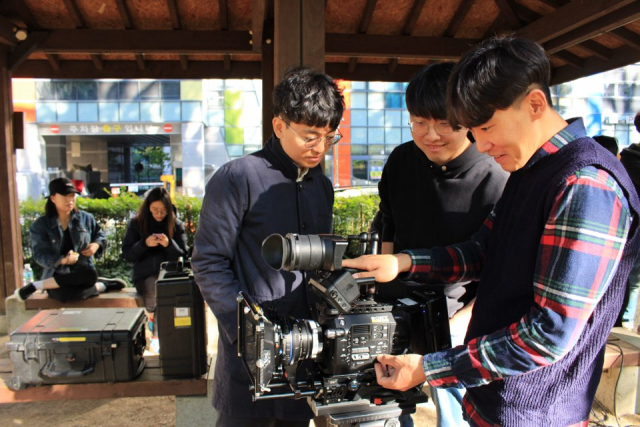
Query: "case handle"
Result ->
[[40, 362, 95, 379]]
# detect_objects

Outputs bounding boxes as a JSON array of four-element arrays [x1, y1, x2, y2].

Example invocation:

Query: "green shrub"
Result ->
[[333, 193, 380, 237], [19, 191, 379, 283]]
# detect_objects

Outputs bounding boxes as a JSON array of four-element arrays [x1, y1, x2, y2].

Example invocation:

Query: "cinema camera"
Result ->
[[237, 233, 451, 426]]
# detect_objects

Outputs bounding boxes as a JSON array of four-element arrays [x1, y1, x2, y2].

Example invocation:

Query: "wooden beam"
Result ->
[[493, 0, 521, 29], [301, 0, 325, 71], [8, 31, 48, 71], [223, 53, 231, 70], [90, 54, 103, 70], [0, 52, 22, 312], [551, 44, 640, 85], [179, 54, 188, 70], [402, 0, 427, 36], [7, 0, 41, 29], [347, 0, 378, 69], [359, 0, 378, 33], [114, 0, 134, 29], [444, 0, 476, 37], [551, 50, 584, 69], [251, 0, 266, 52], [608, 27, 640, 51], [12, 59, 262, 79], [261, 19, 274, 144], [551, 46, 640, 85], [516, 0, 636, 44], [538, 0, 569, 7], [31, 30, 253, 54], [62, 0, 86, 29], [327, 62, 424, 83], [0, 15, 18, 46], [166, 0, 181, 30], [579, 40, 612, 61], [135, 53, 145, 70], [219, 0, 228, 30], [348, 57, 357, 72], [274, 0, 301, 83], [45, 53, 60, 71], [387, 58, 398, 74], [543, 2, 640, 54], [326, 33, 478, 59]]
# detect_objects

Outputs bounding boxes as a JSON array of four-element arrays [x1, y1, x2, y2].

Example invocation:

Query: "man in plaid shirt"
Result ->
[[343, 36, 640, 427]]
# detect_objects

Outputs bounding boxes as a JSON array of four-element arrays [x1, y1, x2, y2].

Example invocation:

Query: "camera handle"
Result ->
[[347, 232, 380, 256]]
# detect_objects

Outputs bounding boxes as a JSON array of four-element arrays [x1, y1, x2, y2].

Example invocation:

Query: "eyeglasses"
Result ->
[[282, 120, 342, 149], [150, 209, 167, 216], [409, 120, 457, 136]]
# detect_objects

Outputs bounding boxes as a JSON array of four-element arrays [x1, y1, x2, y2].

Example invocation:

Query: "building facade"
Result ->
[[12, 62, 640, 200]]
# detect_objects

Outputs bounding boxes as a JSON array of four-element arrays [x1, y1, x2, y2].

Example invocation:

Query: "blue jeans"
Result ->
[[429, 329, 469, 427], [399, 413, 414, 427], [430, 385, 469, 427], [622, 254, 640, 328]]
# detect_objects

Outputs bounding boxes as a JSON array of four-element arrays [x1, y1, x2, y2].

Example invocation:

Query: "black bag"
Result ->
[[156, 258, 208, 378], [7, 308, 146, 390]]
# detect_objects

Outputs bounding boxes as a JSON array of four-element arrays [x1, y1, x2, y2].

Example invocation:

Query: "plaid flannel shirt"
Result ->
[[403, 120, 632, 421]]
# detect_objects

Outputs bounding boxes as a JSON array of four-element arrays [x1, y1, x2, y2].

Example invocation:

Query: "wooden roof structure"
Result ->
[[1, 0, 639, 85]]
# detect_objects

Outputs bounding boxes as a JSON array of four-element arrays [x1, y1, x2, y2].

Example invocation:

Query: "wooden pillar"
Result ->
[[262, 20, 275, 144], [273, 0, 325, 84], [0, 50, 22, 313]]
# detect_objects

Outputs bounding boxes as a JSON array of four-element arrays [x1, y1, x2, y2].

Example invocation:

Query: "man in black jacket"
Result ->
[[192, 67, 344, 427]]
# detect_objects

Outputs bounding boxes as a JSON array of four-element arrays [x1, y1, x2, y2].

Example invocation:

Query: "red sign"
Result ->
[[163, 124, 173, 133], [50, 125, 60, 134]]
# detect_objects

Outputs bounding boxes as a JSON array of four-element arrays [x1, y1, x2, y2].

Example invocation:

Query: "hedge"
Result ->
[[20, 191, 379, 285]]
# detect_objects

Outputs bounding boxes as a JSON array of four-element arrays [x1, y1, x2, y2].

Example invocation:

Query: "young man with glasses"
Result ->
[[344, 36, 640, 427], [376, 62, 507, 427], [192, 67, 344, 427]]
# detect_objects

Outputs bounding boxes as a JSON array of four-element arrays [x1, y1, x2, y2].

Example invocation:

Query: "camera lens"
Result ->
[[262, 233, 329, 271], [280, 319, 323, 365]]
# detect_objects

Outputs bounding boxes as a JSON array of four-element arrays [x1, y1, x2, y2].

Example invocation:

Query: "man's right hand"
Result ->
[[342, 253, 412, 282], [374, 354, 428, 391]]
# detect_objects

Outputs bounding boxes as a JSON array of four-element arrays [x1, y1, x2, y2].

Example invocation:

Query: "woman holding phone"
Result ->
[[122, 187, 188, 351]]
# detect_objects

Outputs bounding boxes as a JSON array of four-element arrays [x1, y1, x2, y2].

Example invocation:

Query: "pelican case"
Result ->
[[6, 308, 146, 390], [156, 258, 207, 378]]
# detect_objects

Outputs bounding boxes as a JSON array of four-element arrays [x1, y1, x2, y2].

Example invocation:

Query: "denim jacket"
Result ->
[[30, 210, 107, 280]]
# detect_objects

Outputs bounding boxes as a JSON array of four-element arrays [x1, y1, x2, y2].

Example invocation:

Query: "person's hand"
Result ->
[[374, 354, 427, 391], [64, 250, 79, 265], [145, 235, 160, 247], [80, 242, 100, 257], [341, 254, 412, 283], [155, 233, 170, 248]]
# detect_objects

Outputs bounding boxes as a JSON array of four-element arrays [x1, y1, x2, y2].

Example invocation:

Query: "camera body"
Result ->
[[237, 233, 451, 415]]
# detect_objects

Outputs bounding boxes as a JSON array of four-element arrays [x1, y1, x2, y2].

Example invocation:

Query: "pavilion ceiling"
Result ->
[[0, 0, 638, 84]]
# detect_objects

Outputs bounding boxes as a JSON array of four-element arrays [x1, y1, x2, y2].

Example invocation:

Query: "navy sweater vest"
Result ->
[[464, 137, 640, 426]]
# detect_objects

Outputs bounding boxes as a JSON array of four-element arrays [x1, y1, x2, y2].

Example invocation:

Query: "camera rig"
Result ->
[[237, 232, 451, 425]]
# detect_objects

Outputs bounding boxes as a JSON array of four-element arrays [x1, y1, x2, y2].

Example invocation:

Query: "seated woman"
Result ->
[[16, 177, 125, 301], [122, 187, 188, 346]]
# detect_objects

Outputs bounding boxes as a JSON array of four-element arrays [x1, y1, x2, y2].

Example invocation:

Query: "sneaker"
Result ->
[[14, 284, 36, 301], [97, 277, 126, 292]]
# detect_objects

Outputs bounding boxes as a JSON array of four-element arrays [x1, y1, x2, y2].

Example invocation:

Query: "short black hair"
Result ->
[[406, 62, 455, 120], [635, 112, 640, 134], [592, 135, 619, 157], [447, 36, 553, 129], [273, 67, 345, 130]]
